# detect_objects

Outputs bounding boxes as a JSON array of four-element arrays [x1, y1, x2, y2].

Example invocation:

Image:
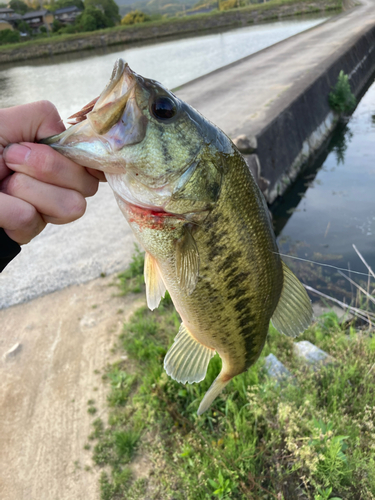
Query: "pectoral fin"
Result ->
[[164, 323, 215, 384], [144, 252, 166, 311], [176, 226, 199, 295], [271, 261, 313, 337]]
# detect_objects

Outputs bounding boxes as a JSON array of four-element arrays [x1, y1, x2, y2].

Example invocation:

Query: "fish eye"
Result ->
[[151, 96, 177, 121]]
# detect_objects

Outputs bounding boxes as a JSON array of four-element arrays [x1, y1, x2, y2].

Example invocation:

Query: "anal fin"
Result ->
[[164, 323, 215, 384], [144, 252, 166, 311], [271, 261, 313, 337]]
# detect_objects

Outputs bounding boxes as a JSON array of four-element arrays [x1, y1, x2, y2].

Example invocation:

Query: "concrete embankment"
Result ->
[[0, 0, 338, 64], [176, 0, 375, 203]]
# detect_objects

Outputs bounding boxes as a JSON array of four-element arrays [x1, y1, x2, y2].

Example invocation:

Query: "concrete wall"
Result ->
[[258, 23, 375, 203]]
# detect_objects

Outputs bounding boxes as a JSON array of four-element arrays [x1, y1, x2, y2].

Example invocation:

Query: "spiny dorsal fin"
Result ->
[[144, 252, 166, 311], [164, 323, 215, 384], [175, 225, 200, 296], [271, 261, 313, 337]]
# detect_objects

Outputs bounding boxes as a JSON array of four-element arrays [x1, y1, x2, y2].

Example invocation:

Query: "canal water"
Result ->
[[0, 15, 328, 122], [272, 76, 375, 304]]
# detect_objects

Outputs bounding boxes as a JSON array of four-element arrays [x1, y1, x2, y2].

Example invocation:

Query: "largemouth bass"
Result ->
[[43, 59, 312, 415]]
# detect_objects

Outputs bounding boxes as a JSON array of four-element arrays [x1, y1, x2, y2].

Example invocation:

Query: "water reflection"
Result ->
[[273, 77, 375, 302]]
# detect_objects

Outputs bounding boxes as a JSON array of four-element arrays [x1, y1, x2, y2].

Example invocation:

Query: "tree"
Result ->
[[75, 5, 111, 31], [121, 10, 150, 25], [84, 0, 120, 24], [9, 0, 29, 15]]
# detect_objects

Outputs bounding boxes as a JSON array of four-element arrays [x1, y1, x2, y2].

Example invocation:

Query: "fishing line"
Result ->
[[273, 252, 373, 277]]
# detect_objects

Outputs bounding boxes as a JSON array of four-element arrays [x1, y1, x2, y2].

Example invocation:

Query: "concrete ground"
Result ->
[[0, 273, 145, 500]]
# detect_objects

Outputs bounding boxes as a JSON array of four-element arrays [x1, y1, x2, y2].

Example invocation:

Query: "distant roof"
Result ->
[[23, 9, 51, 19], [0, 8, 14, 13], [55, 5, 81, 14], [0, 19, 12, 24]]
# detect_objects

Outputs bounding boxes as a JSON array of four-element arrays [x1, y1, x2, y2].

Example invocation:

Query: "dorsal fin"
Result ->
[[164, 323, 215, 384], [271, 261, 313, 337], [144, 252, 166, 311]]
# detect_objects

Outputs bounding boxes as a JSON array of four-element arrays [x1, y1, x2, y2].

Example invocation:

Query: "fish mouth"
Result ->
[[41, 59, 148, 173]]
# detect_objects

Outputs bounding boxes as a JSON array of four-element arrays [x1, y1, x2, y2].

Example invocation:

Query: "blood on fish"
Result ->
[[125, 202, 179, 230]]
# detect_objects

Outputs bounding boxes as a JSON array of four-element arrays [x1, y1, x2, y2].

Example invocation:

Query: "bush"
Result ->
[[52, 19, 64, 32], [17, 20, 31, 35], [121, 10, 150, 25], [0, 29, 20, 45], [329, 70, 356, 114]]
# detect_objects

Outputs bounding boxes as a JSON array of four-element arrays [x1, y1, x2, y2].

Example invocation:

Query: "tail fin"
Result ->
[[197, 371, 231, 416]]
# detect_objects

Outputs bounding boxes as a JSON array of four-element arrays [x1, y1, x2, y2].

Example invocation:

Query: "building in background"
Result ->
[[54, 5, 82, 25], [22, 9, 54, 33], [0, 8, 23, 30]]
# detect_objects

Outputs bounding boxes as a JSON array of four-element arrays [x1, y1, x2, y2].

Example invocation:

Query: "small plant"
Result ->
[[329, 70, 356, 114], [314, 486, 342, 500], [208, 470, 233, 498]]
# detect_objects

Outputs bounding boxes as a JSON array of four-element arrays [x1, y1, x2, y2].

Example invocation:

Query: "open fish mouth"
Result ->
[[41, 59, 148, 173]]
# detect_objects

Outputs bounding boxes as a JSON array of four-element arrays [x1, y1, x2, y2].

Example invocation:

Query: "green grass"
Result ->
[[116, 244, 145, 295], [87, 258, 375, 500]]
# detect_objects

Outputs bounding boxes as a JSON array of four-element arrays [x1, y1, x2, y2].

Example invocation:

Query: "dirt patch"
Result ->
[[0, 274, 144, 500]]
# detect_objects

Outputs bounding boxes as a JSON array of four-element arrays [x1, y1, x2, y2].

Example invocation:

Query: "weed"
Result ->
[[88, 294, 375, 499], [329, 71, 356, 115], [117, 244, 145, 295]]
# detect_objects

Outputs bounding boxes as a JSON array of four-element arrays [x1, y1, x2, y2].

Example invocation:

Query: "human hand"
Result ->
[[0, 100, 106, 245]]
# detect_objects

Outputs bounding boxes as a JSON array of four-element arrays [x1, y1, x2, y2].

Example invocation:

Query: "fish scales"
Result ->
[[43, 59, 313, 414]]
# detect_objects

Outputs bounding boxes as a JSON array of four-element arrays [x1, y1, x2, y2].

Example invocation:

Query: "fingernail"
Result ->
[[4, 144, 31, 165]]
